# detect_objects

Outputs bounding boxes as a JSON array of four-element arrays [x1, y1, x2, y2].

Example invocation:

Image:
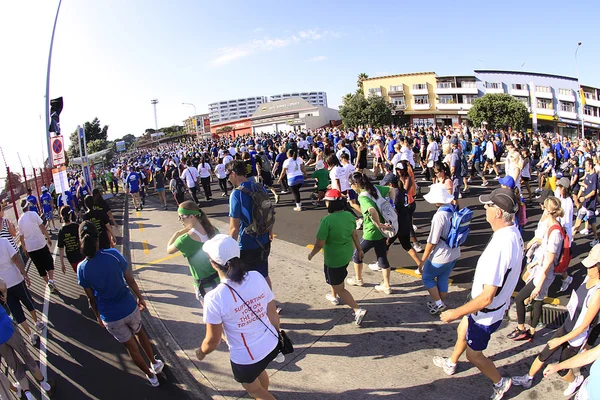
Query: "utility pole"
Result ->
[[575, 42, 585, 139], [151, 99, 159, 131], [44, 0, 63, 167]]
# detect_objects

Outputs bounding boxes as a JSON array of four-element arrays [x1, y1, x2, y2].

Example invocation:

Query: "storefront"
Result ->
[[210, 119, 252, 138], [410, 115, 435, 128], [251, 97, 340, 134]]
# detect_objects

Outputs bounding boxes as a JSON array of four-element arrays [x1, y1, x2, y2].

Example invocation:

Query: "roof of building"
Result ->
[[363, 71, 437, 81], [474, 70, 577, 82], [251, 97, 317, 119]]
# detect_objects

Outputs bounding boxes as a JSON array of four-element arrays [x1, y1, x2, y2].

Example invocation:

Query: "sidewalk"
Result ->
[[128, 194, 569, 400]]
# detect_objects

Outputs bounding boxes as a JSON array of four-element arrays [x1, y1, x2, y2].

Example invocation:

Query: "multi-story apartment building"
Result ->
[[269, 91, 327, 107], [183, 113, 210, 136], [208, 96, 268, 124]]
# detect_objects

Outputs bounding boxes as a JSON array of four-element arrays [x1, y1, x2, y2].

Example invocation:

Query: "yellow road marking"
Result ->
[[393, 267, 453, 284], [142, 241, 150, 254], [136, 253, 183, 270], [306, 244, 323, 253], [138, 222, 144, 232], [136, 211, 141, 217]]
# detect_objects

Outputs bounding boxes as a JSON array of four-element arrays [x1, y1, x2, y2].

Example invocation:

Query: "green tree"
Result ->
[[87, 139, 108, 154], [3, 171, 25, 196], [365, 95, 393, 127], [66, 117, 109, 162], [467, 94, 529, 130], [357, 72, 369, 89], [339, 89, 369, 128]]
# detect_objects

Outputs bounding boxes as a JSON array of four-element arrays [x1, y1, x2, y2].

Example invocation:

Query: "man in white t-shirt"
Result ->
[[181, 159, 200, 204], [426, 136, 440, 180], [433, 188, 523, 400]]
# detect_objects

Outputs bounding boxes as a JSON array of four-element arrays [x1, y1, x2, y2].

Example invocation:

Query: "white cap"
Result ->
[[202, 234, 240, 265], [315, 160, 325, 170]]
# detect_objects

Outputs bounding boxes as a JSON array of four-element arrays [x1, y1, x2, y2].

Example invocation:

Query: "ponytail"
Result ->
[[81, 234, 98, 258], [214, 257, 246, 284], [349, 172, 378, 199]]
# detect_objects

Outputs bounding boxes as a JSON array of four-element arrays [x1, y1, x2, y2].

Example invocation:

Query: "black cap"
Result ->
[[479, 188, 519, 213], [536, 189, 555, 203], [380, 173, 398, 186]]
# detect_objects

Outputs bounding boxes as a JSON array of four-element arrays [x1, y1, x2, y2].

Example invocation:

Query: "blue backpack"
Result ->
[[439, 205, 473, 249]]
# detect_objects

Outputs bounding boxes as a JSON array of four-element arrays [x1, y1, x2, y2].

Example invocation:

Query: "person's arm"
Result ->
[[421, 242, 435, 263], [229, 217, 241, 241], [308, 239, 325, 260], [196, 323, 224, 360], [39, 224, 51, 247], [440, 284, 497, 323], [124, 268, 147, 311], [58, 247, 67, 274], [167, 228, 187, 254], [544, 342, 600, 377], [6, 219, 17, 237], [352, 229, 364, 261], [266, 299, 280, 331], [510, 167, 521, 182], [278, 167, 288, 183], [546, 290, 600, 350], [11, 252, 30, 286], [107, 210, 117, 227], [105, 223, 116, 247], [83, 287, 103, 327], [530, 250, 556, 300]]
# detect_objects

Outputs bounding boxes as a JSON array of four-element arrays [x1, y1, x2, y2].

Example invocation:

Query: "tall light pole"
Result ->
[[575, 42, 584, 139], [151, 99, 159, 131], [44, 0, 63, 167], [182, 102, 197, 134]]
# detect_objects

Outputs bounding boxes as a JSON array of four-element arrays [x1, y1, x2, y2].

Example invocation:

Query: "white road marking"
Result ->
[[39, 251, 57, 400]]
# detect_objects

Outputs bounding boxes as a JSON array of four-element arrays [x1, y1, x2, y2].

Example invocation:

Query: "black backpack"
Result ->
[[175, 177, 186, 195], [236, 182, 275, 238]]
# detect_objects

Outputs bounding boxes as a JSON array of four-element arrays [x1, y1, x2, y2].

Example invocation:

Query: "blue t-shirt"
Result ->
[[229, 181, 270, 250], [77, 248, 137, 322], [472, 145, 483, 163], [387, 139, 397, 157], [40, 193, 53, 212], [0, 305, 15, 345], [26, 195, 39, 213], [588, 359, 599, 400], [126, 172, 140, 192], [274, 153, 287, 172], [58, 190, 74, 209]]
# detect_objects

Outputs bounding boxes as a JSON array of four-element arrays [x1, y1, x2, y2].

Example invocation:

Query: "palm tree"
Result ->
[[357, 73, 369, 89]]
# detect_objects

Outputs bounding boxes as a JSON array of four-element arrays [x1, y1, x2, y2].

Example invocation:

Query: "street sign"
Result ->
[[52, 166, 69, 194], [51, 135, 65, 166]]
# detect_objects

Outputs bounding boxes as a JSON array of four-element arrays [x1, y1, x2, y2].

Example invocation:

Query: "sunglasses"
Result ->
[[178, 214, 193, 221]]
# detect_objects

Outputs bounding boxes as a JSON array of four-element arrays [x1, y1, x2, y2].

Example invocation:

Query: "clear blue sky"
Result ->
[[1, 0, 599, 170]]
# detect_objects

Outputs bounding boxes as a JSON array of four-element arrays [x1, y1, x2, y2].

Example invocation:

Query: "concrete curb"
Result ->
[[121, 193, 217, 399]]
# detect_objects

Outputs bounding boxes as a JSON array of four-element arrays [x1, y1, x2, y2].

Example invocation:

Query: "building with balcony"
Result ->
[[269, 91, 327, 107], [208, 96, 268, 124], [183, 113, 210, 136]]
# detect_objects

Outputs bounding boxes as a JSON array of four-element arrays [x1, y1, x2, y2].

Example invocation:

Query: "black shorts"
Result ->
[[386, 233, 412, 251], [538, 327, 581, 377], [352, 238, 390, 269], [324, 264, 349, 286], [521, 176, 530, 182], [6, 281, 36, 324], [28, 246, 55, 277], [240, 242, 271, 278], [231, 344, 279, 383], [260, 171, 273, 187]]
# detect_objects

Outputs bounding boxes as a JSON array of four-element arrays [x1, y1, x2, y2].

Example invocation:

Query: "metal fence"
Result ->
[[1, 165, 53, 223]]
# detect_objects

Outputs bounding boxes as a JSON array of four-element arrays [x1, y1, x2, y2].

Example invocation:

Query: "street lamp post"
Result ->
[[44, 0, 63, 167], [182, 102, 197, 135], [575, 42, 584, 139]]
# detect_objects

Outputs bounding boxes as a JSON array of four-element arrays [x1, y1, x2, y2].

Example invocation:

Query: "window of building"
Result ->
[[437, 82, 455, 89], [369, 88, 382, 95], [536, 85, 551, 93], [389, 85, 403, 92], [438, 95, 454, 104], [537, 99, 552, 109], [558, 88, 572, 96], [584, 91, 597, 100], [463, 95, 478, 104], [412, 83, 427, 90], [515, 97, 529, 106], [560, 102, 575, 112], [485, 82, 502, 89], [414, 95, 429, 104], [460, 81, 476, 88], [391, 97, 405, 106], [511, 83, 527, 90], [584, 106, 597, 116]]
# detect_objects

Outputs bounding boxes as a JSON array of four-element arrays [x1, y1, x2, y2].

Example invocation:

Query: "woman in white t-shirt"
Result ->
[[326, 154, 344, 192], [198, 234, 280, 399], [198, 156, 213, 201], [556, 177, 575, 292], [278, 149, 306, 212], [509, 196, 564, 341], [214, 158, 229, 197]]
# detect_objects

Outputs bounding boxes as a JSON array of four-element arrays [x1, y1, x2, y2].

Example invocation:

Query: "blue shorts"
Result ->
[[347, 189, 358, 201], [421, 259, 457, 293], [129, 188, 139, 194], [466, 315, 502, 351], [44, 211, 54, 220], [156, 187, 165, 192]]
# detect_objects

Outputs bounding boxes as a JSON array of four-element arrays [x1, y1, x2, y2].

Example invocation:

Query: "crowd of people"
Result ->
[[1, 123, 600, 399]]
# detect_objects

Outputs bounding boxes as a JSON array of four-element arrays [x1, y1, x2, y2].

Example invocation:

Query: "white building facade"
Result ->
[[269, 91, 328, 107], [208, 96, 268, 124]]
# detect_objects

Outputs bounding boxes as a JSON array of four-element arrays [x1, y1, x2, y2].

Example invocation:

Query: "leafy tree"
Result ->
[[3, 171, 25, 196], [357, 73, 369, 89], [339, 90, 369, 128], [87, 139, 108, 154], [365, 95, 393, 127], [66, 117, 109, 162], [467, 94, 529, 131]]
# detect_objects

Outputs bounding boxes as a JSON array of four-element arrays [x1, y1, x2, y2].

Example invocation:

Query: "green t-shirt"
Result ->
[[174, 232, 220, 286], [357, 185, 390, 241], [316, 211, 356, 268], [311, 168, 330, 190]]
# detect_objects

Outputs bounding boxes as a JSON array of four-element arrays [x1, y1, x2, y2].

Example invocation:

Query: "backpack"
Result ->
[[257, 154, 272, 174], [175, 177, 186, 195], [547, 224, 571, 274], [439, 205, 473, 248], [359, 187, 399, 239], [236, 182, 276, 237]]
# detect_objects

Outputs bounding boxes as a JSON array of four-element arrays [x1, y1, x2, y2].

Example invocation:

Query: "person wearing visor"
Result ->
[[198, 234, 280, 400], [308, 189, 367, 325], [167, 201, 219, 306], [434, 188, 523, 400]]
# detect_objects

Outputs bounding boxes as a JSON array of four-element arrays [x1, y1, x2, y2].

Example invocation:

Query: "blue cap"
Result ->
[[498, 175, 515, 189]]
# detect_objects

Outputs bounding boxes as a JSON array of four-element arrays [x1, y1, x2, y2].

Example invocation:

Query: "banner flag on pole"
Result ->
[[49, 97, 63, 135]]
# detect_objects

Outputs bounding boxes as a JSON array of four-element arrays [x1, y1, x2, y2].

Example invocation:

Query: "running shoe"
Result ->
[[325, 293, 340, 305], [494, 175, 500, 180], [354, 308, 367, 326], [490, 377, 512, 400], [221, 193, 227, 197], [368, 263, 382, 271], [414, 268, 421, 275], [481, 181, 489, 187], [293, 207, 302, 212], [432, 356, 456, 375], [356, 218, 364, 230], [580, 228, 590, 235], [280, 190, 289, 194], [30, 333, 39, 346], [273, 352, 285, 363], [462, 188, 470, 193], [412, 242, 423, 253], [47, 281, 59, 294], [151, 357, 164, 374], [374, 284, 391, 295], [412, 224, 418, 232], [35, 320, 46, 332], [147, 374, 159, 387], [563, 374, 584, 397], [559, 276, 573, 292], [591, 239, 599, 247], [275, 194, 280, 204], [511, 374, 532, 389], [427, 301, 436, 310], [429, 303, 447, 315], [276, 306, 282, 314], [506, 327, 525, 340], [346, 277, 364, 287]]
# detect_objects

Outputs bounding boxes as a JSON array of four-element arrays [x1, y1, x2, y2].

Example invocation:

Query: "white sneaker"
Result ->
[[559, 276, 573, 292], [346, 277, 364, 287], [35, 320, 46, 332], [368, 263, 382, 271], [481, 181, 489, 187], [563, 374, 584, 397], [494, 175, 500, 180], [354, 308, 367, 325], [432, 356, 456, 375], [591, 239, 599, 247], [280, 190, 289, 194], [147, 374, 159, 387], [325, 293, 340, 305], [511, 374, 532, 389], [412, 224, 418, 232], [412, 242, 423, 253], [414, 268, 421, 275], [355, 218, 364, 230], [273, 352, 285, 363], [580, 228, 590, 235], [429, 303, 447, 315], [30, 333, 39, 346], [374, 284, 392, 295], [293, 206, 302, 212], [24, 390, 36, 400], [14, 382, 21, 398], [491, 377, 512, 400], [151, 357, 164, 374]]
